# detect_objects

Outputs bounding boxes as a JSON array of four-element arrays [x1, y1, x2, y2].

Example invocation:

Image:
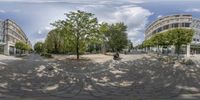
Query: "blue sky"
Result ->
[[0, 0, 200, 46]]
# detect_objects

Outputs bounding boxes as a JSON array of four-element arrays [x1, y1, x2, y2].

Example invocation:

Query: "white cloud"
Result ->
[[157, 15, 163, 18], [185, 8, 200, 12], [98, 6, 152, 45], [74, 4, 153, 46], [0, 10, 5, 13], [0, 0, 144, 4], [12, 9, 21, 13], [34, 26, 54, 44], [44, 26, 53, 30], [37, 26, 53, 35], [0, 9, 20, 13], [114, 6, 153, 45], [0, 0, 148, 46], [37, 30, 42, 34], [33, 38, 45, 44]]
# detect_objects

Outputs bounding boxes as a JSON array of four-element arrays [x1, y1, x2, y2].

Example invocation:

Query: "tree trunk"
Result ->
[[54, 38, 60, 54], [157, 45, 159, 56], [20, 49, 22, 56], [166, 45, 169, 56], [176, 45, 180, 60], [76, 36, 79, 60]]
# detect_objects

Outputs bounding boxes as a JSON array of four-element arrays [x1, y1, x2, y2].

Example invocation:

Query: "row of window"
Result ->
[[8, 36, 16, 43], [7, 28, 25, 42], [8, 24, 23, 36], [6, 21, 26, 39], [147, 18, 192, 32], [152, 23, 191, 34]]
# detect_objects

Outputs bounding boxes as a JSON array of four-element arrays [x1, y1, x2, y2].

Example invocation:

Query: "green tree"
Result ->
[[99, 22, 109, 54], [127, 40, 133, 52], [34, 42, 44, 53], [45, 29, 67, 54], [142, 28, 194, 57], [52, 10, 101, 59], [15, 41, 29, 56], [106, 23, 128, 52], [169, 28, 194, 56], [151, 33, 167, 54]]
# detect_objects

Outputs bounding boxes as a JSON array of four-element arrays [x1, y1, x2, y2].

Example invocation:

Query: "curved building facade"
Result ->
[[145, 14, 193, 39], [0, 19, 31, 55], [145, 14, 200, 55]]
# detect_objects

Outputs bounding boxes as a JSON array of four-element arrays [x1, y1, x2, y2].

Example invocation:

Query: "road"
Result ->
[[0, 54, 200, 100]]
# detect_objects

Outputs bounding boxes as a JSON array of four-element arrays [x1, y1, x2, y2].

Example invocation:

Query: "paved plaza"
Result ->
[[0, 54, 200, 100]]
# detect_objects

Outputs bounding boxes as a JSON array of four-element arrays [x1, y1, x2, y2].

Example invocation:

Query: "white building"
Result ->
[[0, 19, 31, 55], [145, 14, 200, 56]]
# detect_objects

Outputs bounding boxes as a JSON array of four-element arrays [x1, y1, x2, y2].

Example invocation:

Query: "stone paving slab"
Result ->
[[0, 54, 200, 100]]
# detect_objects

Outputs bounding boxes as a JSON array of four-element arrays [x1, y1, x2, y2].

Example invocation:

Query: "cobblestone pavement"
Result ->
[[0, 54, 200, 100]]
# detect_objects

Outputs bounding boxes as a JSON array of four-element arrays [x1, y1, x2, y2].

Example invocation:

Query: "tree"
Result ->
[[142, 28, 194, 57], [127, 40, 133, 52], [99, 22, 109, 54], [34, 42, 44, 53], [51, 10, 101, 59], [99, 22, 109, 36], [45, 29, 67, 54], [15, 41, 29, 56], [106, 23, 128, 52], [169, 28, 194, 56], [151, 33, 167, 55]]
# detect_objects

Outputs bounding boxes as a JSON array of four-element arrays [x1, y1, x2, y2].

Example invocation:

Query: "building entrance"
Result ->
[[0, 45, 4, 54], [9, 46, 14, 55]]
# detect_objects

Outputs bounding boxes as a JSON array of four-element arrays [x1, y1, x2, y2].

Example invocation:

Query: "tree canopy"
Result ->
[[15, 41, 30, 55], [42, 10, 131, 59], [99, 22, 128, 52], [15, 41, 30, 50], [34, 42, 44, 53], [141, 28, 194, 55], [51, 10, 101, 59]]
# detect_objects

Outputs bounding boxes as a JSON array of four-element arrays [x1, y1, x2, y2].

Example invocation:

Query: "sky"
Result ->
[[0, 0, 200, 46]]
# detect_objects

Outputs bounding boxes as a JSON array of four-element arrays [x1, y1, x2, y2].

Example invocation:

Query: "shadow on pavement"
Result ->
[[0, 54, 200, 100]]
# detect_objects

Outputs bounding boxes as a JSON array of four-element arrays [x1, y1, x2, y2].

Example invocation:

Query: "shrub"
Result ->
[[184, 59, 195, 65], [158, 57, 165, 62], [41, 53, 52, 58]]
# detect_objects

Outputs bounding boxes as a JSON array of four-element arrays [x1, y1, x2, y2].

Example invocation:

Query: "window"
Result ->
[[8, 29, 12, 34], [185, 23, 190, 27], [174, 23, 179, 27], [163, 25, 169, 30], [157, 27, 162, 32], [175, 15, 180, 17], [0, 34, 3, 42], [181, 23, 185, 27]]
